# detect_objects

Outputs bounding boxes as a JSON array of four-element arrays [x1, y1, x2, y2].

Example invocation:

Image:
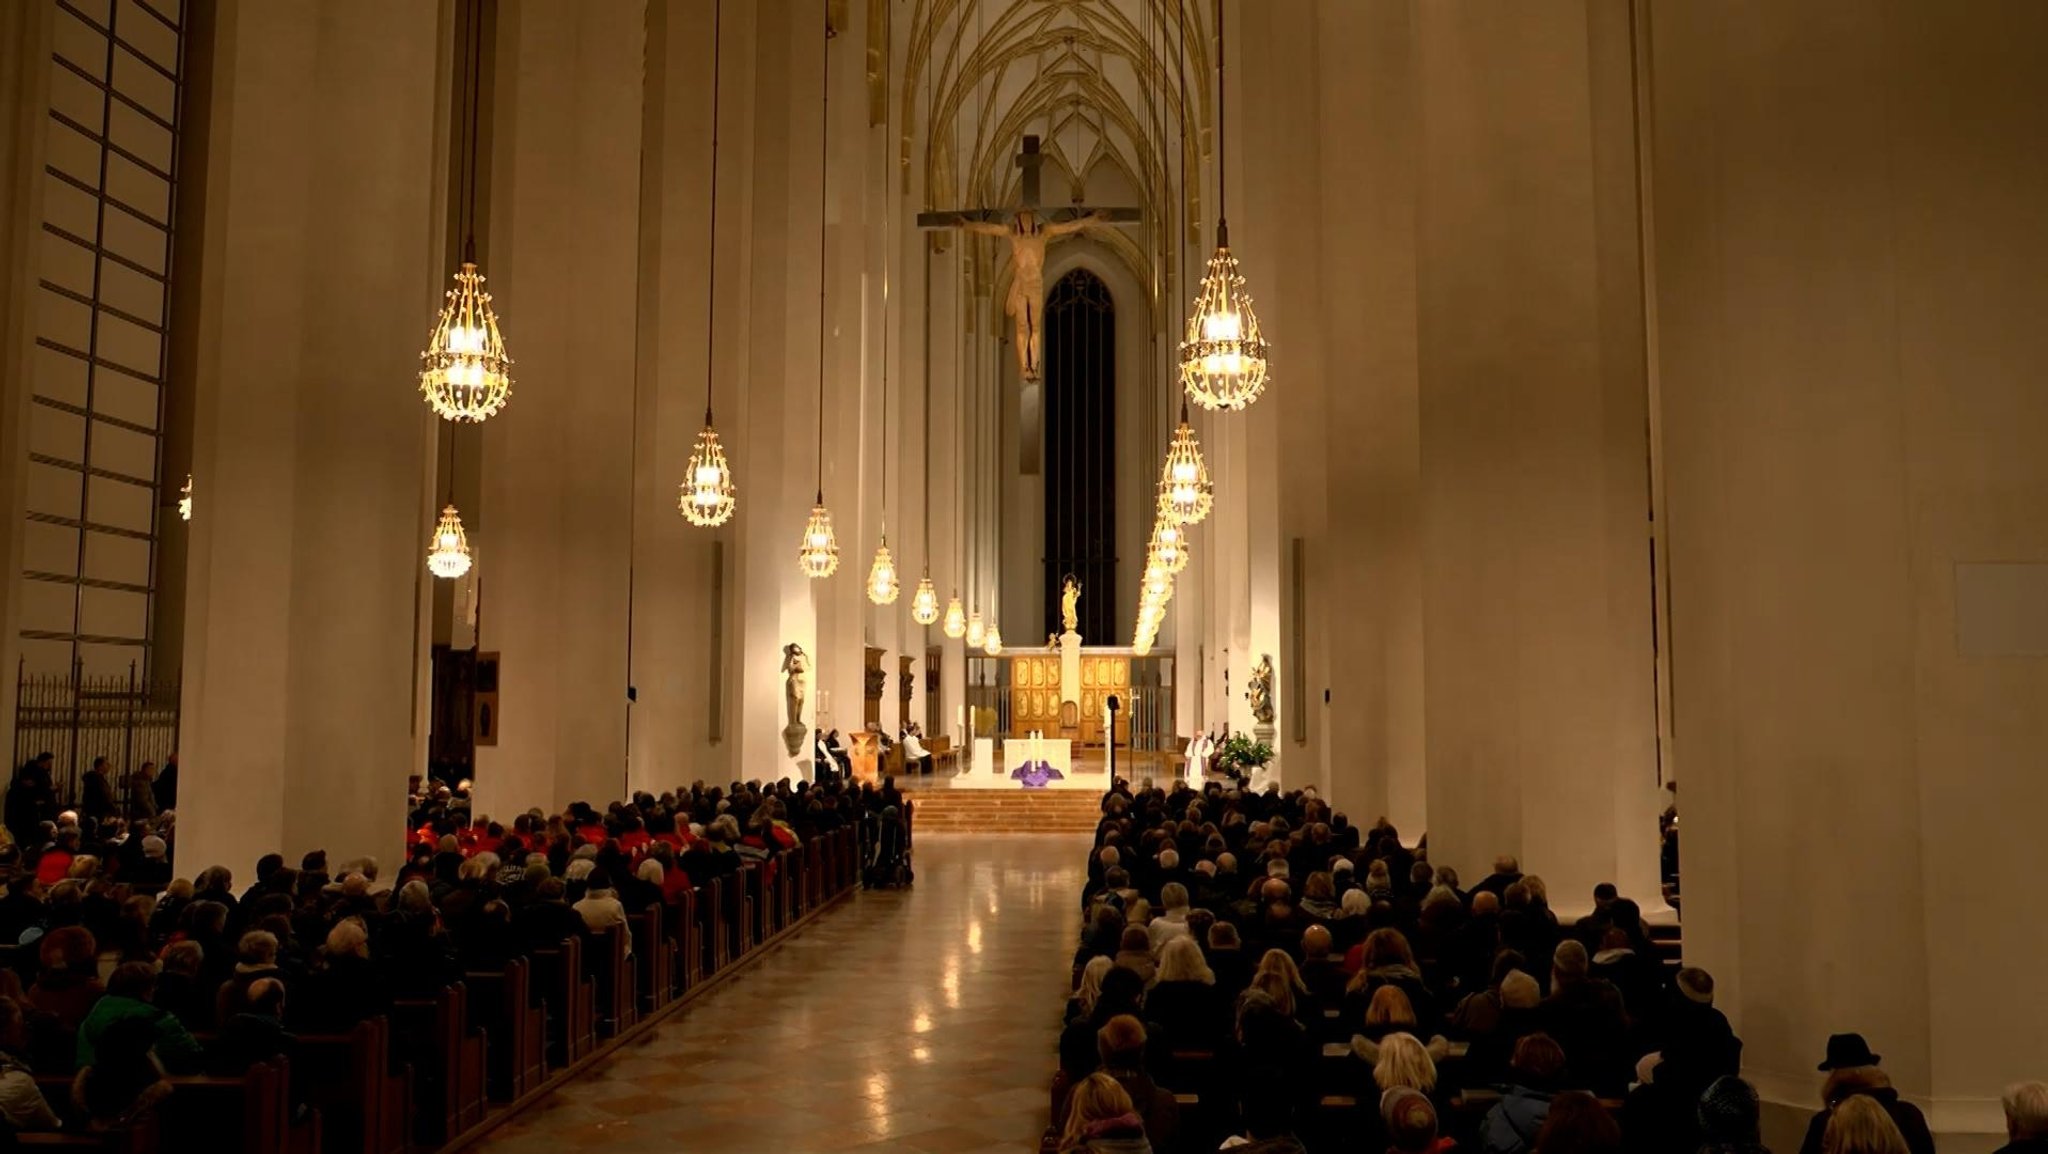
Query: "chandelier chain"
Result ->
[[816, 0, 832, 501], [1213, 0, 1226, 230], [703, 0, 722, 424]]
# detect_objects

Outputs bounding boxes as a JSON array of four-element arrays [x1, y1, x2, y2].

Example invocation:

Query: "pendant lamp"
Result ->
[[942, 594, 966, 637], [1178, 0, 1268, 411], [422, 0, 513, 422], [682, 0, 736, 526], [798, 9, 839, 579]]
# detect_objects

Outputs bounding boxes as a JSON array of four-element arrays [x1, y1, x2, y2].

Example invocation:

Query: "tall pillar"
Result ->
[[1651, 0, 2048, 1135], [177, 0, 442, 879], [733, 0, 826, 783], [628, 0, 729, 795], [1412, 1, 1659, 903], [472, 0, 645, 816]]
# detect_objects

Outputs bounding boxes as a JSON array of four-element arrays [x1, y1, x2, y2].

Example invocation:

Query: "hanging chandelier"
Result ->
[[1143, 560, 1174, 603], [942, 594, 966, 637], [1150, 518, 1189, 575], [798, 11, 837, 580], [681, 425, 736, 526], [799, 497, 839, 579], [421, 256, 514, 422], [682, 0, 736, 526], [965, 610, 985, 649], [178, 474, 192, 522], [422, 3, 512, 423], [867, 535, 900, 604], [427, 504, 474, 579], [1158, 411, 1213, 524], [983, 621, 1004, 655], [911, 574, 939, 626], [1178, 0, 1268, 412]]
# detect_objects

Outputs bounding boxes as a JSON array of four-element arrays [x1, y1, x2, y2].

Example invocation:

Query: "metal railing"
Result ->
[[13, 659, 178, 808]]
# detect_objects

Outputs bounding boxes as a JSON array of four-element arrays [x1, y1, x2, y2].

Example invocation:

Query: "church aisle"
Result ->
[[472, 834, 1089, 1154]]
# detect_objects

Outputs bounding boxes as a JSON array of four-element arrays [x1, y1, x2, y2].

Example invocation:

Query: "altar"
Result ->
[[945, 734, 1107, 791]]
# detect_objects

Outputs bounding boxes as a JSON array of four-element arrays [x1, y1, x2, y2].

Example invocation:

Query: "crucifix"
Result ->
[[919, 135, 1141, 385]]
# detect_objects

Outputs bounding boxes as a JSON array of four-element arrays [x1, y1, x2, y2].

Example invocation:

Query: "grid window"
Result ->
[[26, 0, 184, 676]]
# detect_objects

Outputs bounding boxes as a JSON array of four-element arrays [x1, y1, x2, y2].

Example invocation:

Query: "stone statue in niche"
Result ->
[[780, 643, 809, 757], [1060, 574, 1082, 634], [1247, 653, 1276, 726]]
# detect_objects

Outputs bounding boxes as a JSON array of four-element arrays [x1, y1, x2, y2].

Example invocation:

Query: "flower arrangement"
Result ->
[[1215, 732, 1274, 773]]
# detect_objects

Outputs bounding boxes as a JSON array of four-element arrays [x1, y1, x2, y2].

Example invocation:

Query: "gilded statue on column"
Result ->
[[1247, 653, 1276, 726], [1061, 574, 1082, 634]]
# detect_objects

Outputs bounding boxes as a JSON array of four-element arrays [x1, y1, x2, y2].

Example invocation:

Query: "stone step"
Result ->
[[900, 788, 1104, 833]]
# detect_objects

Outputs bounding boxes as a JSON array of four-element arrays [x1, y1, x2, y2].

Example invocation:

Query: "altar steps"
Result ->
[[902, 788, 1103, 834]]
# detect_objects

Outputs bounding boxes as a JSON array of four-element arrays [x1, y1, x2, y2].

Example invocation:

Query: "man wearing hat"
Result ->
[[1624, 968, 1744, 1152], [1797, 1033, 1935, 1154]]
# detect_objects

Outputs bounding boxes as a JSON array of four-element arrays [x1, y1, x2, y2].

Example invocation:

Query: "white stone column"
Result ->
[[1408, 1, 1659, 904], [177, 0, 442, 879], [1651, 0, 2048, 1135], [472, 0, 645, 816], [627, 0, 731, 795]]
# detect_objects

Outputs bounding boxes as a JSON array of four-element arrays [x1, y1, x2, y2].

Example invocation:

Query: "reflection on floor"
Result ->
[[471, 833, 1089, 1154]]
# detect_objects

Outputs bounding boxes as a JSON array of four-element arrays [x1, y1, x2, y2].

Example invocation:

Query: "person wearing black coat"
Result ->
[[1796, 1036, 1935, 1154], [3, 757, 54, 849], [151, 755, 178, 815]]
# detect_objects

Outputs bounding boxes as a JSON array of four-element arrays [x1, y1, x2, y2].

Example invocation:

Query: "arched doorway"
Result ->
[[1042, 269, 1116, 642]]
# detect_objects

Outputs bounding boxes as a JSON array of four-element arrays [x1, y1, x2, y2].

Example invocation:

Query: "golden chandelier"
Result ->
[[427, 504, 474, 579], [942, 594, 966, 638], [798, 498, 839, 579], [911, 574, 940, 626], [420, 258, 514, 422], [867, 535, 900, 605], [680, 425, 736, 526]]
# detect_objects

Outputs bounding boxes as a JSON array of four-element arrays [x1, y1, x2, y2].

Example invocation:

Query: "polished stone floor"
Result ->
[[473, 833, 1089, 1153]]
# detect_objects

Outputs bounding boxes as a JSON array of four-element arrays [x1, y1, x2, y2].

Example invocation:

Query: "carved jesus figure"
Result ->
[[960, 209, 1106, 382]]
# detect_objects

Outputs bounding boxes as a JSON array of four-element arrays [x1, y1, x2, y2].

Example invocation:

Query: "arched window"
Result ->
[[1042, 269, 1115, 641]]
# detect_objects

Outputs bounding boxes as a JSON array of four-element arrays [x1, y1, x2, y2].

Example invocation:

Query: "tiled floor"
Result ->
[[472, 832, 1089, 1153]]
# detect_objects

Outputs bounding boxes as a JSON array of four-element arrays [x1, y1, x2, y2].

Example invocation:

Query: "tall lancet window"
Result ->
[[1042, 269, 1115, 642]]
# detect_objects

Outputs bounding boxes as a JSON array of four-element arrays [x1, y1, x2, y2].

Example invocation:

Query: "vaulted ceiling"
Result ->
[[896, 0, 1212, 250]]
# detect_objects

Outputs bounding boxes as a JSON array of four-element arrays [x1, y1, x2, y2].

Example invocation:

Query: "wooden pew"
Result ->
[[585, 925, 636, 1040], [668, 887, 703, 990], [628, 906, 675, 1014], [529, 937, 597, 1068], [18, 1122, 158, 1153], [464, 959, 545, 1102], [154, 1058, 320, 1154], [929, 735, 958, 774], [722, 872, 751, 960], [701, 876, 730, 974], [391, 984, 489, 1144], [294, 1016, 408, 1154]]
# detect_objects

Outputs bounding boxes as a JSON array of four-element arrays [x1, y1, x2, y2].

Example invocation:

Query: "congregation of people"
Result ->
[[1053, 780, 2044, 1154], [0, 754, 900, 1141]]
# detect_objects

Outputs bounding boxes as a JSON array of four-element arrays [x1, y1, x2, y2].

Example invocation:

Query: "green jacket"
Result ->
[[75, 995, 203, 1075]]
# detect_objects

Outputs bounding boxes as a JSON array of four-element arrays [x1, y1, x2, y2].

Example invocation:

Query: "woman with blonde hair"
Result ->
[[1372, 1031, 1439, 1095], [1057, 1070, 1151, 1154], [1066, 956, 1114, 1024], [1255, 949, 1308, 995], [1822, 1095, 1910, 1154], [1362, 985, 1418, 1039], [1147, 936, 1221, 1048]]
